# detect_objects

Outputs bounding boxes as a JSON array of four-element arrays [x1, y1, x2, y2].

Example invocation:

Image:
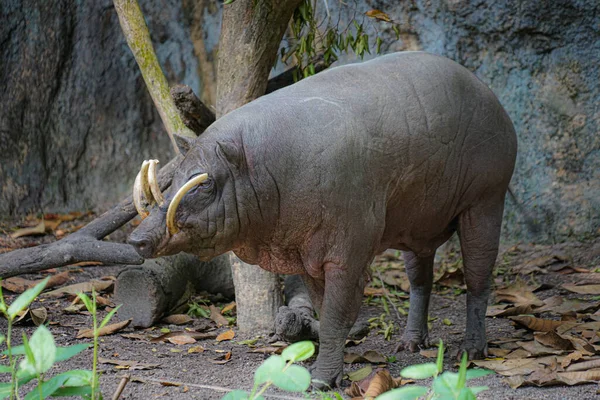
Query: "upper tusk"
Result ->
[[166, 173, 208, 235], [133, 160, 151, 219], [139, 160, 154, 206], [147, 159, 165, 207]]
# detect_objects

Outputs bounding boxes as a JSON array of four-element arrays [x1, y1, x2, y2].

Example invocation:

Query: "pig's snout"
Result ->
[[128, 232, 156, 259]]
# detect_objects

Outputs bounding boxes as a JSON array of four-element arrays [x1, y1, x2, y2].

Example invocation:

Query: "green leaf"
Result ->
[[0, 333, 5, 345], [347, 365, 372, 381], [19, 325, 56, 375], [272, 364, 311, 392], [375, 386, 428, 400], [457, 387, 476, 400], [0, 365, 11, 373], [223, 0, 236, 4], [23, 373, 70, 400], [220, 390, 249, 400], [100, 304, 121, 329], [400, 362, 438, 379], [51, 386, 92, 397], [470, 386, 490, 395], [55, 344, 91, 362], [7, 277, 49, 319], [0, 382, 12, 400], [60, 370, 93, 387], [281, 341, 315, 362], [77, 292, 94, 314], [457, 351, 468, 390], [436, 339, 444, 373], [466, 369, 494, 380], [432, 375, 453, 397], [254, 355, 285, 385]]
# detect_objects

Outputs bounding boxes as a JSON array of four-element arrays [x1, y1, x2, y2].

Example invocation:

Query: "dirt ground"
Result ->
[[1, 215, 600, 399]]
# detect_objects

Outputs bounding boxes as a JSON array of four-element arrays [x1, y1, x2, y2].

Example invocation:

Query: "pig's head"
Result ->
[[127, 134, 245, 261]]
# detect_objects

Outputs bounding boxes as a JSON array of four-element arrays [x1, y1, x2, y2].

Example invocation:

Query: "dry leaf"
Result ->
[[534, 331, 575, 350], [221, 302, 236, 314], [162, 314, 193, 325], [381, 270, 410, 292], [11, 221, 46, 238], [344, 350, 387, 364], [347, 365, 373, 382], [30, 307, 47, 326], [496, 281, 544, 306], [516, 341, 564, 356], [188, 345, 205, 354], [509, 316, 565, 332], [364, 369, 397, 398], [150, 331, 217, 343], [365, 9, 392, 22], [487, 304, 533, 317], [121, 333, 151, 341], [44, 279, 114, 298], [1, 271, 70, 294], [535, 296, 600, 314], [419, 349, 439, 358], [562, 284, 600, 295], [565, 358, 600, 372], [472, 356, 565, 377], [167, 335, 197, 345], [160, 381, 181, 387], [209, 305, 229, 327], [211, 351, 232, 364], [98, 357, 160, 370], [77, 319, 131, 338], [216, 329, 235, 342], [513, 253, 569, 275], [364, 287, 388, 296], [487, 348, 511, 358], [249, 346, 284, 355]]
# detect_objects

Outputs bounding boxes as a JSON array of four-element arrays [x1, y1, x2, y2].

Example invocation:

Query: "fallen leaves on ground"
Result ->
[[150, 330, 217, 343], [162, 314, 193, 325], [345, 368, 412, 399], [10, 221, 46, 238], [211, 351, 232, 365], [98, 357, 160, 370], [1, 271, 71, 293], [44, 278, 114, 298], [216, 329, 235, 342], [483, 268, 600, 388], [209, 305, 230, 327], [344, 350, 387, 364], [77, 319, 131, 338]]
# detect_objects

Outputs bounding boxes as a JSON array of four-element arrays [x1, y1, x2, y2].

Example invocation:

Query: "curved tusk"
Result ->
[[133, 160, 151, 219], [139, 160, 154, 206], [166, 173, 208, 235], [147, 159, 165, 207]]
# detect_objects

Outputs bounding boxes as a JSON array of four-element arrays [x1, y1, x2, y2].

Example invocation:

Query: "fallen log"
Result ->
[[114, 253, 234, 327]]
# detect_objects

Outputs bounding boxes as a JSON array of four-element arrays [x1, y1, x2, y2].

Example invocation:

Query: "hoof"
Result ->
[[456, 344, 488, 361], [395, 333, 431, 353], [309, 364, 342, 390]]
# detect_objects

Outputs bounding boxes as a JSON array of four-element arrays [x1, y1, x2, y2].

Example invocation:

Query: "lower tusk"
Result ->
[[166, 173, 208, 235], [147, 160, 165, 207], [133, 160, 151, 219]]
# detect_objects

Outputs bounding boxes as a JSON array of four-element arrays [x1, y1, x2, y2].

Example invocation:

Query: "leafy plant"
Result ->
[[221, 341, 315, 400], [281, 0, 400, 79], [0, 278, 92, 400], [376, 340, 493, 400], [78, 290, 121, 399]]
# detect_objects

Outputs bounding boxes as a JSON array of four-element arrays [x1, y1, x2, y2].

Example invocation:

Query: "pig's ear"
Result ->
[[174, 134, 196, 154], [217, 141, 243, 168]]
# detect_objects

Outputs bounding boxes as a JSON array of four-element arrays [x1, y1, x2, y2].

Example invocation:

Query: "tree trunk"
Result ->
[[216, 0, 302, 334]]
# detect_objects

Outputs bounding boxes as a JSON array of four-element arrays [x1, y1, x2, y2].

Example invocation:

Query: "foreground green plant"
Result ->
[[221, 341, 315, 400], [0, 278, 91, 399], [376, 340, 493, 400], [78, 290, 121, 399]]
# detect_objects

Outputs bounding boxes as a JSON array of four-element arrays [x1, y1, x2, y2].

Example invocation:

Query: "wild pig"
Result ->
[[128, 51, 517, 388]]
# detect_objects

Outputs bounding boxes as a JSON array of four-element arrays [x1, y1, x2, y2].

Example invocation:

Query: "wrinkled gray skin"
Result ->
[[129, 52, 517, 389]]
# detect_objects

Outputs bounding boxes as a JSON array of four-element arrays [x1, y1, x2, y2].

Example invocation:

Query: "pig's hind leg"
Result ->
[[396, 252, 435, 353], [457, 195, 505, 360]]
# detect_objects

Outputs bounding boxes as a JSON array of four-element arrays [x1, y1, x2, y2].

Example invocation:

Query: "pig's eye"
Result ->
[[189, 174, 212, 192]]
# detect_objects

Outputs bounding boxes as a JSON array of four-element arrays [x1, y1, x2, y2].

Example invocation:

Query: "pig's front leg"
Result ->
[[396, 251, 434, 352], [311, 266, 366, 389]]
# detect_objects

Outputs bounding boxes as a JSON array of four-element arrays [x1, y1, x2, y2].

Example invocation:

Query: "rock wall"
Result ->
[[1, 0, 598, 242], [0, 0, 202, 216]]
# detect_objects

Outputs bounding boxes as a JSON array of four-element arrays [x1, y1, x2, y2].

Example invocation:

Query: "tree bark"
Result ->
[[215, 0, 303, 334]]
